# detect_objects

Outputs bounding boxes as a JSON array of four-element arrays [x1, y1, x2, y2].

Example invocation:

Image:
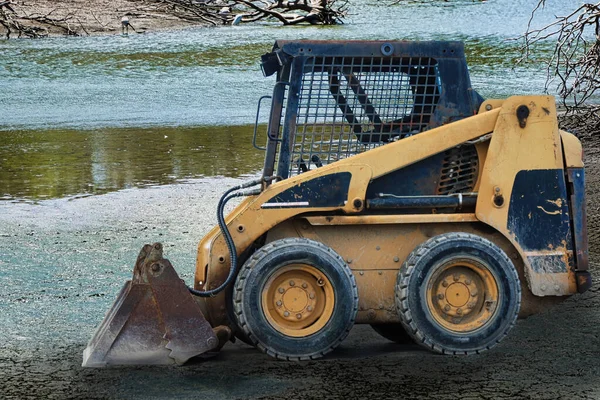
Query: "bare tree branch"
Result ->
[[0, 2, 85, 38], [520, 1, 600, 132], [0, 0, 347, 39], [145, 0, 348, 26]]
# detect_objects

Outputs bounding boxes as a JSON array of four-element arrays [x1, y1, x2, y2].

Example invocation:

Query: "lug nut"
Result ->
[[289, 280, 295, 286], [465, 279, 472, 285], [307, 305, 313, 311], [437, 293, 444, 300], [442, 280, 448, 288], [444, 305, 451, 311], [296, 313, 302, 319], [302, 283, 308, 288], [284, 311, 290, 317], [471, 291, 478, 297], [278, 288, 285, 294], [467, 302, 476, 309], [309, 293, 315, 299], [276, 301, 282, 307], [453, 274, 460, 282], [456, 308, 463, 315]]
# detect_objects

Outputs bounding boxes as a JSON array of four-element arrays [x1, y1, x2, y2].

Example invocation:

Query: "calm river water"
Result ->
[[0, 0, 578, 200]]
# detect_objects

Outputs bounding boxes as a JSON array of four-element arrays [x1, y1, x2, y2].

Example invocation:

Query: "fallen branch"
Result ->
[[0, 0, 348, 39], [0, 2, 84, 38], [146, 0, 347, 26]]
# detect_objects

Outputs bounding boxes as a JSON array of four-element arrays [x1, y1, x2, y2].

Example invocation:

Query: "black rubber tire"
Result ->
[[224, 286, 254, 346], [232, 326, 254, 347], [396, 232, 521, 355], [233, 238, 358, 361], [370, 324, 414, 344]]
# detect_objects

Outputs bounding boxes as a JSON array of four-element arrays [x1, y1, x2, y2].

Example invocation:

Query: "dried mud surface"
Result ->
[[3, 0, 198, 37], [1, 131, 600, 399]]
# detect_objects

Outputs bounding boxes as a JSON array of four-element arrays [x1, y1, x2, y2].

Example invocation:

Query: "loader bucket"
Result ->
[[82, 243, 218, 367]]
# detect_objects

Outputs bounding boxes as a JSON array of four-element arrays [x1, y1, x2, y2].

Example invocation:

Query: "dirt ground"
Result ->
[[2, 0, 200, 37], [1, 125, 600, 399]]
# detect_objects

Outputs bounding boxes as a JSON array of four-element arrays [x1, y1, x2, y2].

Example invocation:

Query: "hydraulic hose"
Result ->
[[188, 178, 263, 297]]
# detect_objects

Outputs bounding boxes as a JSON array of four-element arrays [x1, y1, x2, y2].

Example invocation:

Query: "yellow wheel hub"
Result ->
[[262, 264, 335, 337], [427, 259, 499, 333]]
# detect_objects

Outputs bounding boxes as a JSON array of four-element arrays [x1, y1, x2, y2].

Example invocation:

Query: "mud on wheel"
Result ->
[[396, 232, 521, 354], [233, 238, 358, 360]]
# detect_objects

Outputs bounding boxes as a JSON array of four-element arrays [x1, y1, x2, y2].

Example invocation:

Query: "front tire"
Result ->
[[234, 238, 358, 360], [396, 232, 521, 354]]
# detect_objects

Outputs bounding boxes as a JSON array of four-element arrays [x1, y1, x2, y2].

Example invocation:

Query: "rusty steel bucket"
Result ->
[[82, 243, 219, 367]]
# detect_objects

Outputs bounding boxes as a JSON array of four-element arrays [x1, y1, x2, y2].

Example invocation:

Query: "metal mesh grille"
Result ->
[[288, 56, 440, 176], [437, 145, 479, 195]]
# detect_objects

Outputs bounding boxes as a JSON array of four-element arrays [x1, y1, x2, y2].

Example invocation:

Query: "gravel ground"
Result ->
[[1, 139, 600, 399]]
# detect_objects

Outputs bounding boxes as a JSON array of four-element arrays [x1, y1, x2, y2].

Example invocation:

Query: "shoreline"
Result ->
[[0, 0, 210, 38]]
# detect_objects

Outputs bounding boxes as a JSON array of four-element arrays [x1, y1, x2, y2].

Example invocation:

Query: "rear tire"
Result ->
[[370, 324, 414, 344], [234, 238, 358, 360], [396, 232, 521, 355]]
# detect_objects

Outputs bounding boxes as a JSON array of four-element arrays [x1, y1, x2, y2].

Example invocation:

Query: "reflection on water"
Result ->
[[0, 125, 264, 201]]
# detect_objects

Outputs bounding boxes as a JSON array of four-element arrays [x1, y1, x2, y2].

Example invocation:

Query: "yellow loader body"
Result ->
[[83, 40, 589, 366]]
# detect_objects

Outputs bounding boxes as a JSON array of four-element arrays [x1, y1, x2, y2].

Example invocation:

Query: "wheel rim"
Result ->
[[426, 258, 499, 333], [261, 264, 335, 337]]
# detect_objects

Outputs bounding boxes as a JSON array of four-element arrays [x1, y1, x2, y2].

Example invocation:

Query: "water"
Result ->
[[0, 126, 263, 200], [0, 0, 581, 200]]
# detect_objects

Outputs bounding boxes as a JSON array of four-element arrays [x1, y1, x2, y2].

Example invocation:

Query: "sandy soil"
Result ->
[[2, 0, 200, 37], [1, 123, 599, 399]]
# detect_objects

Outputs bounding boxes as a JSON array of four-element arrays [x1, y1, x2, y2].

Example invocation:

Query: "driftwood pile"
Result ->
[[0, 1, 84, 38], [144, 0, 348, 26], [0, 0, 348, 39]]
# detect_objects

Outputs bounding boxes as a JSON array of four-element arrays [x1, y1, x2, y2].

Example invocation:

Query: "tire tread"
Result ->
[[233, 238, 358, 361], [395, 232, 521, 355]]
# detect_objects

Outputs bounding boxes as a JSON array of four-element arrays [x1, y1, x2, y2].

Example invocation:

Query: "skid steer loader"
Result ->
[[83, 40, 590, 367]]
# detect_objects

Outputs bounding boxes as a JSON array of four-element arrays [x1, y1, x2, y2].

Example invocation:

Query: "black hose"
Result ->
[[188, 178, 262, 297]]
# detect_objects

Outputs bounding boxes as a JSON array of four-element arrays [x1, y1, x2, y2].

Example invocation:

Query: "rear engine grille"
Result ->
[[437, 145, 479, 195]]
